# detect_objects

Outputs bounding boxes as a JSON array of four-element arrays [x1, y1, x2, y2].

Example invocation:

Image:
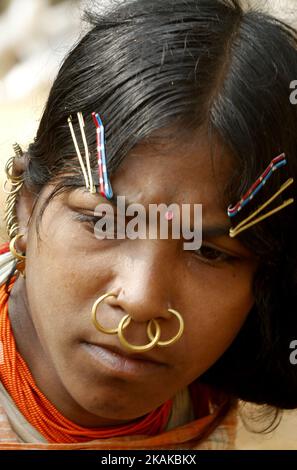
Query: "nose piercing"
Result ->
[[118, 316, 162, 352], [146, 309, 184, 346], [91, 292, 184, 353]]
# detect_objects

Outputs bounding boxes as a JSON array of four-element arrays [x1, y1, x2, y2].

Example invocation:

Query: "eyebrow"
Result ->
[[202, 225, 231, 239], [109, 192, 231, 238]]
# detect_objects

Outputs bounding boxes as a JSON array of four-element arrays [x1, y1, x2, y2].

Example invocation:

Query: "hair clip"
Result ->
[[68, 113, 96, 194], [92, 112, 113, 200], [228, 153, 287, 217], [229, 178, 294, 238]]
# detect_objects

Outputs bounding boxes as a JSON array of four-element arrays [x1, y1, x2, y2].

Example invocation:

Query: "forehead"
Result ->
[[112, 128, 234, 219]]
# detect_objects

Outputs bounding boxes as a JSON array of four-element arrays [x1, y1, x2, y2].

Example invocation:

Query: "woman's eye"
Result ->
[[74, 213, 103, 226], [72, 211, 124, 239], [194, 245, 237, 264], [73, 213, 116, 234]]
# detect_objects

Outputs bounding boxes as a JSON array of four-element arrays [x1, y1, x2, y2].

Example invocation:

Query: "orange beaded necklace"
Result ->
[[0, 276, 173, 443]]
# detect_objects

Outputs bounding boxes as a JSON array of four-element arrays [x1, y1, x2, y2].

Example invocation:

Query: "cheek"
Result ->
[[23, 217, 115, 355], [178, 265, 254, 380]]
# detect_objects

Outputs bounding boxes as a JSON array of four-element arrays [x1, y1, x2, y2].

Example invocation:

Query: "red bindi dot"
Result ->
[[165, 210, 174, 221]]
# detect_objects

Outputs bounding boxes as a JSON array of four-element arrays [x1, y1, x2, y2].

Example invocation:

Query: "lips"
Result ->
[[81, 341, 167, 377], [86, 341, 166, 365]]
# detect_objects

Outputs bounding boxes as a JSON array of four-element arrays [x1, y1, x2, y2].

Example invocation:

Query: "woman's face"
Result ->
[[11, 130, 258, 425]]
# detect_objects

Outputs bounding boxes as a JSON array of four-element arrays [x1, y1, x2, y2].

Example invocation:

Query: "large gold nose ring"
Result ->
[[146, 309, 184, 347], [91, 292, 184, 353], [91, 293, 128, 334]]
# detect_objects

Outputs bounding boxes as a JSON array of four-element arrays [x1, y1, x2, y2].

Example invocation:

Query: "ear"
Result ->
[[15, 186, 37, 254], [8, 154, 37, 254]]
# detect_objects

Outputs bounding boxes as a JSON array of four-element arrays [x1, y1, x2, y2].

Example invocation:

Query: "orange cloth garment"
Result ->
[[0, 392, 238, 449]]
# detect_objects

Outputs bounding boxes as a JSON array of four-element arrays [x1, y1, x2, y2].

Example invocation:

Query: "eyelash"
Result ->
[[193, 245, 238, 265], [73, 213, 99, 225], [73, 213, 239, 264], [72, 212, 118, 235]]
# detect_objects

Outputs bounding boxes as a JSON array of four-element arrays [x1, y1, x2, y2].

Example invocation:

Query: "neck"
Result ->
[[7, 276, 135, 428]]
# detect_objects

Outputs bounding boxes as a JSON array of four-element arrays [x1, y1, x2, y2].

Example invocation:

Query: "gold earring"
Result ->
[[3, 143, 25, 240], [9, 234, 26, 276], [12, 143, 23, 158]]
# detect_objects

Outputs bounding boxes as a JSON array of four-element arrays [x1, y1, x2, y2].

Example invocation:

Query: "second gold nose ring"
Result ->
[[91, 292, 184, 352]]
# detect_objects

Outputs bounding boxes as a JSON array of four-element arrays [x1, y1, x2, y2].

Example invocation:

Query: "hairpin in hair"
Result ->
[[67, 112, 96, 194], [228, 153, 287, 217], [92, 112, 113, 200], [229, 177, 294, 238]]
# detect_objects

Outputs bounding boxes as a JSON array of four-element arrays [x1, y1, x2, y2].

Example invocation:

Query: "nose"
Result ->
[[111, 241, 175, 324]]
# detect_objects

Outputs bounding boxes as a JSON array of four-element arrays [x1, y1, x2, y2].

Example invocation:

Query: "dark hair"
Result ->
[[18, 0, 297, 416]]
